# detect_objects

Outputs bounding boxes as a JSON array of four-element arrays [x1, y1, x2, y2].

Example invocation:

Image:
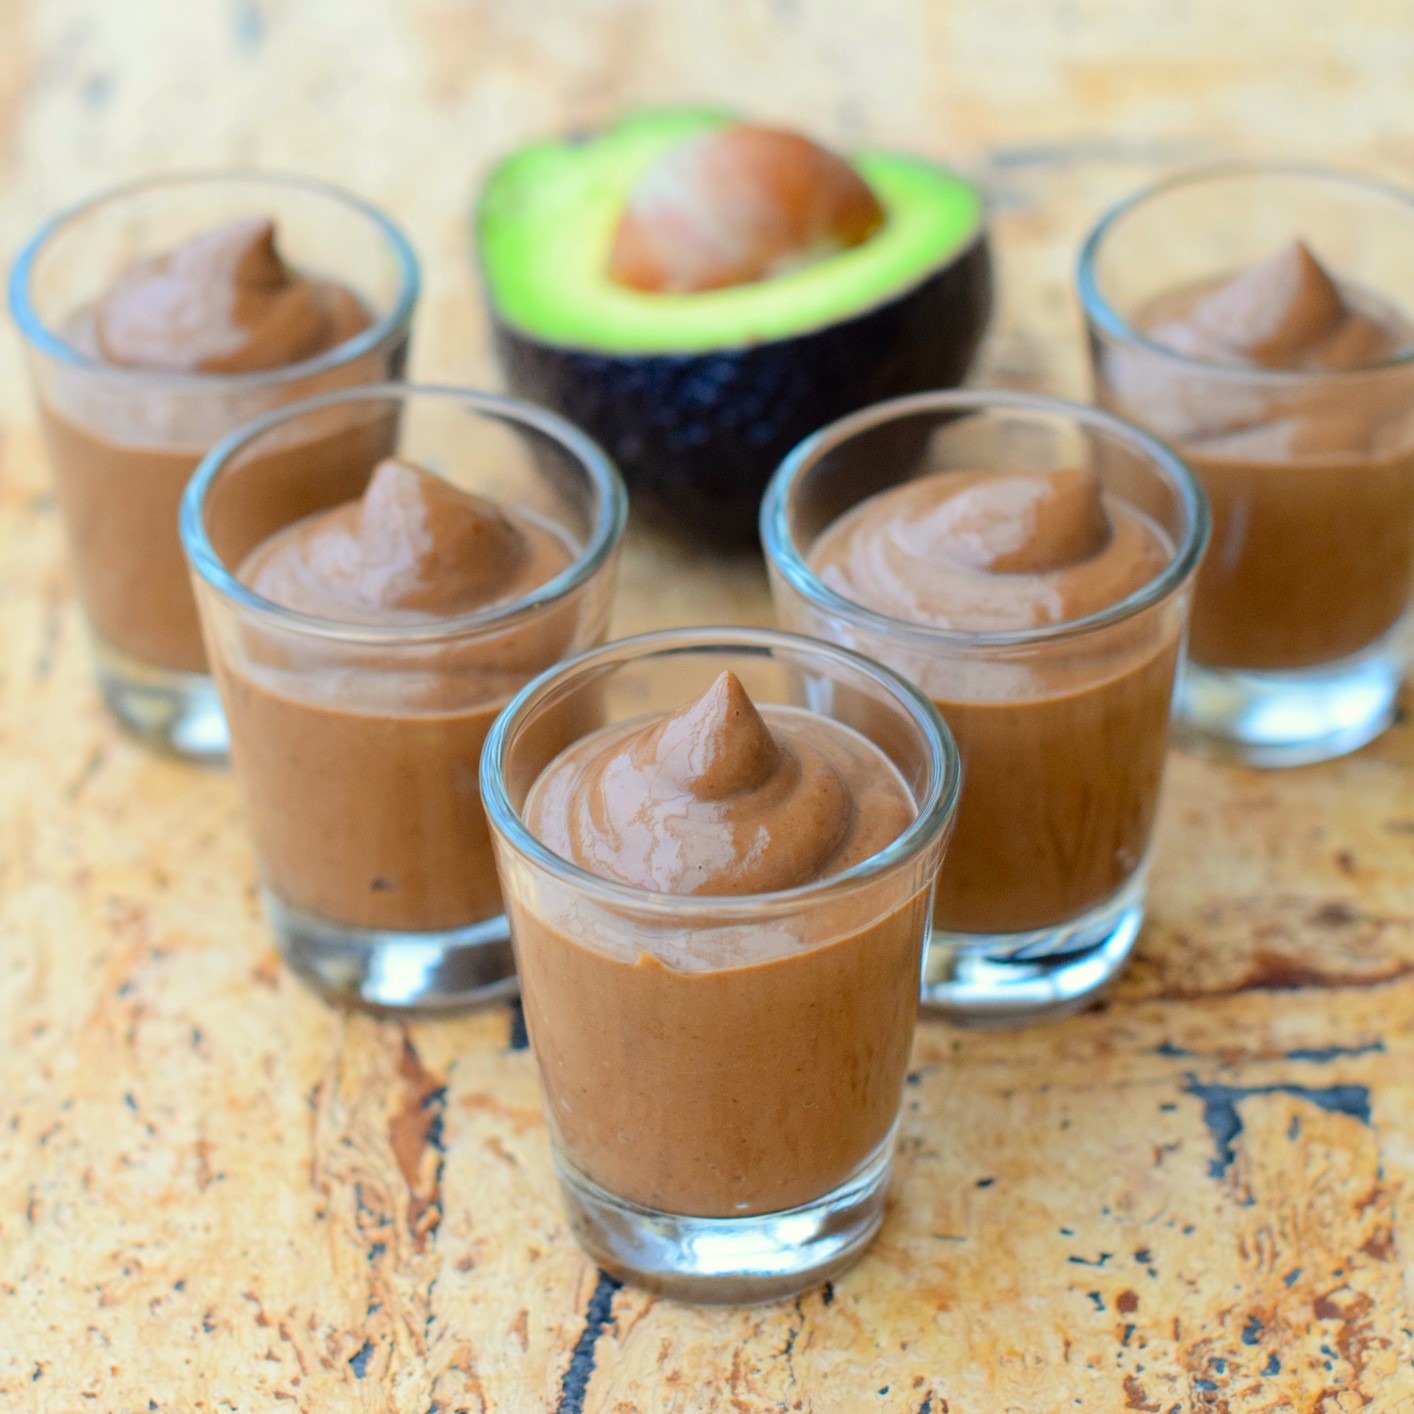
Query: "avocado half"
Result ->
[[476, 108, 992, 547]]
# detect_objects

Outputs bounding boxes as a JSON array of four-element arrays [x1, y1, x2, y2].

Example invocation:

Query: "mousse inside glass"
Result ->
[[10, 176, 418, 757], [482, 629, 958, 1301], [182, 384, 624, 1011], [1080, 165, 1414, 765], [762, 390, 1206, 1025], [809, 462, 1175, 935]]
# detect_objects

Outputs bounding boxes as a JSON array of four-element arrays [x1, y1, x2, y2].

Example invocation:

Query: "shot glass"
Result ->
[[1079, 163, 1414, 765], [182, 384, 626, 1011], [9, 172, 419, 759], [481, 628, 960, 1302], [762, 390, 1208, 1027]]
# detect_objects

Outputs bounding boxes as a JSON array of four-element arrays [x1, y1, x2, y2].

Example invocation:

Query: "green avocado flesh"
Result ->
[[477, 108, 985, 354]]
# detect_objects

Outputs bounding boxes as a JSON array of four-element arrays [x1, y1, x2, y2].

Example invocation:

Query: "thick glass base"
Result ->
[[554, 1134, 895, 1304], [93, 638, 229, 763], [1176, 633, 1407, 768], [264, 890, 519, 1013], [921, 872, 1145, 1027]]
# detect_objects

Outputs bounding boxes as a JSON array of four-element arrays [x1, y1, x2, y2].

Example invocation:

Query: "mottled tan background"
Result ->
[[1, 2, 1413, 1411]]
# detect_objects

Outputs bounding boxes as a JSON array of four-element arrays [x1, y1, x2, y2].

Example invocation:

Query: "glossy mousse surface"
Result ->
[[226, 459, 573, 932], [514, 672, 927, 1217], [812, 466, 1178, 935]]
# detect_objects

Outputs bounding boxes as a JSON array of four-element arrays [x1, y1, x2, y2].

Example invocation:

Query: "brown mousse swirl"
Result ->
[[1129, 241, 1414, 457], [239, 458, 567, 622], [73, 217, 369, 374], [812, 467, 1169, 631], [526, 671, 913, 895], [1146, 240, 1401, 374]]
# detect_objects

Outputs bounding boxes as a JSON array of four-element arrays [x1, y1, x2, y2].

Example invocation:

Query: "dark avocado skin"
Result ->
[[491, 233, 993, 549]]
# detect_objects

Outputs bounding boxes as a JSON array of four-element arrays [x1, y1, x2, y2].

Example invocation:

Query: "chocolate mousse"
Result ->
[[811, 467, 1176, 935], [1112, 240, 1414, 669], [515, 671, 925, 1217], [37, 219, 388, 673], [222, 458, 573, 933]]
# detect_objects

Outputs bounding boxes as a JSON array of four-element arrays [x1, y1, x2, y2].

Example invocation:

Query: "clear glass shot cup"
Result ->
[[181, 384, 626, 1011], [762, 390, 1208, 1028], [1078, 163, 1414, 766], [481, 627, 960, 1303], [9, 172, 420, 760]]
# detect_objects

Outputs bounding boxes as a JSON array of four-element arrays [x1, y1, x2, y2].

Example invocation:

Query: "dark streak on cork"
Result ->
[[507, 999, 529, 1051], [389, 1033, 446, 1249], [348, 1338, 373, 1379], [1182, 1075, 1372, 1178], [31, 590, 62, 681], [556, 1270, 621, 1414], [1284, 1041, 1386, 1063], [64, 747, 107, 803], [780, 1295, 807, 1392]]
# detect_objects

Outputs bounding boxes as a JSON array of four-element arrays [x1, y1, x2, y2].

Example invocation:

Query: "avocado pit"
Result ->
[[607, 124, 886, 294]]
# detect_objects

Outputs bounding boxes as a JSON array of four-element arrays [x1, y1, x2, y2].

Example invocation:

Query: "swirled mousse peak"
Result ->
[[525, 671, 915, 896], [88, 217, 369, 374], [653, 668, 784, 803], [1149, 240, 1400, 372], [240, 458, 570, 622], [811, 467, 1170, 632], [922, 466, 1112, 575]]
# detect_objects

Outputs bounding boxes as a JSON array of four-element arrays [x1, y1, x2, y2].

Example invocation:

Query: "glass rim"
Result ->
[[759, 387, 1210, 651], [479, 626, 963, 917], [8, 169, 421, 391], [1076, 159, 1414, 383], [179, 381, 628, 645]]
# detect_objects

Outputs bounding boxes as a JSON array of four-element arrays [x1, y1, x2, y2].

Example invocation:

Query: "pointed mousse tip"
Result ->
[[93, 215, 338, 374], [356, 457, 529, 612], [653, 670, 782, 801], [1193, 237, 1346, 366]]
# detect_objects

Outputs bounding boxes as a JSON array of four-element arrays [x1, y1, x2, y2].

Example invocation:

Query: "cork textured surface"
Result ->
[[1, 2, 1412, 1409]]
